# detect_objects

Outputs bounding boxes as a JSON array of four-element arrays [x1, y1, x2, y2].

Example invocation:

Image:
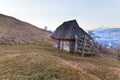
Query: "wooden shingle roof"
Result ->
[[51, 20, 92, 40]]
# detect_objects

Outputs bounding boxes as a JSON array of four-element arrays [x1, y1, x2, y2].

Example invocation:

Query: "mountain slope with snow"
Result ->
[[93, 28, 120, 47]]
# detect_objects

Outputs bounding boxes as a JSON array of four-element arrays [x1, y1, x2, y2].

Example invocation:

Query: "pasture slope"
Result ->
[[0, 44, 120, 80], [0, 14, 51, 44]]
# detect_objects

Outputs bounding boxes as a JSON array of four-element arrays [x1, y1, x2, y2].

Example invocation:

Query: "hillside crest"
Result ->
[[0, 14, 51, 44]]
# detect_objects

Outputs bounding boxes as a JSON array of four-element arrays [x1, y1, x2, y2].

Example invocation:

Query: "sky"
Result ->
[[0, 0, 120, 31]]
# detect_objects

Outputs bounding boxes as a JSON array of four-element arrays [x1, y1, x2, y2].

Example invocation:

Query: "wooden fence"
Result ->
[[75, 36, 97, 56]]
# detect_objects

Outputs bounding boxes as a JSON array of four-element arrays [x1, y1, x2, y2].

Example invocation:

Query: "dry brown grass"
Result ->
[[0, 14, 52, 45], [0, 44, 120, 80]]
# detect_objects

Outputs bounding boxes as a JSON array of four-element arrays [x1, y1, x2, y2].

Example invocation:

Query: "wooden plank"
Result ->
[[77, 51, 94, 54], [77, 47, 92, 51], [78, 42, 91, 46]]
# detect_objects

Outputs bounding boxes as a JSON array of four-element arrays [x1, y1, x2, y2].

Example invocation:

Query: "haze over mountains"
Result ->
[[0, 14, 51, 44], [93, 28, 120, 48]]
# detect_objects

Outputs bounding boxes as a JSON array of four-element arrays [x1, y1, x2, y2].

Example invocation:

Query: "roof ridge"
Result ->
[[64, 19, 76, 23]]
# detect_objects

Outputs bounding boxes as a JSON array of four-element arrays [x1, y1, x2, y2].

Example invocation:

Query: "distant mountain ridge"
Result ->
[[93, 28, 120, 48], [0, 14, 51, 44]]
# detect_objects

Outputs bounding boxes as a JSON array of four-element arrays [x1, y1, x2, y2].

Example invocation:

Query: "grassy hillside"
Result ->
[[0, 14, 51, 44], [0, 44, 120, 80]]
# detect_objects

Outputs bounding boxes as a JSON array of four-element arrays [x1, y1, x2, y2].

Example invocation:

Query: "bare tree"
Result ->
[[44, 26, 47, 30]]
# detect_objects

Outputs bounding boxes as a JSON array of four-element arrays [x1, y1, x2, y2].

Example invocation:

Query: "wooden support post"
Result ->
[[58, 40, 60, 49], [60, 40, 64, 50], [82, 35, 87, 57], [74, 35, 78, 53]]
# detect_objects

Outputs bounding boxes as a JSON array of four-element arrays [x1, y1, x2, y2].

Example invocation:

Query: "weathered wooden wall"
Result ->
[[53, 39, 59, 48], [53, 39, 70, 51], [53, 37, 95, 56]]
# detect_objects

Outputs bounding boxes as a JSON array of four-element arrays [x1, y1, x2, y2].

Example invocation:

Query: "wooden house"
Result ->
[[51, 20, 95, 56]]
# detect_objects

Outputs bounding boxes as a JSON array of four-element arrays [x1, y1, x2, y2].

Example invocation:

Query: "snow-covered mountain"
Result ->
[[92, 28, 120, 48]]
